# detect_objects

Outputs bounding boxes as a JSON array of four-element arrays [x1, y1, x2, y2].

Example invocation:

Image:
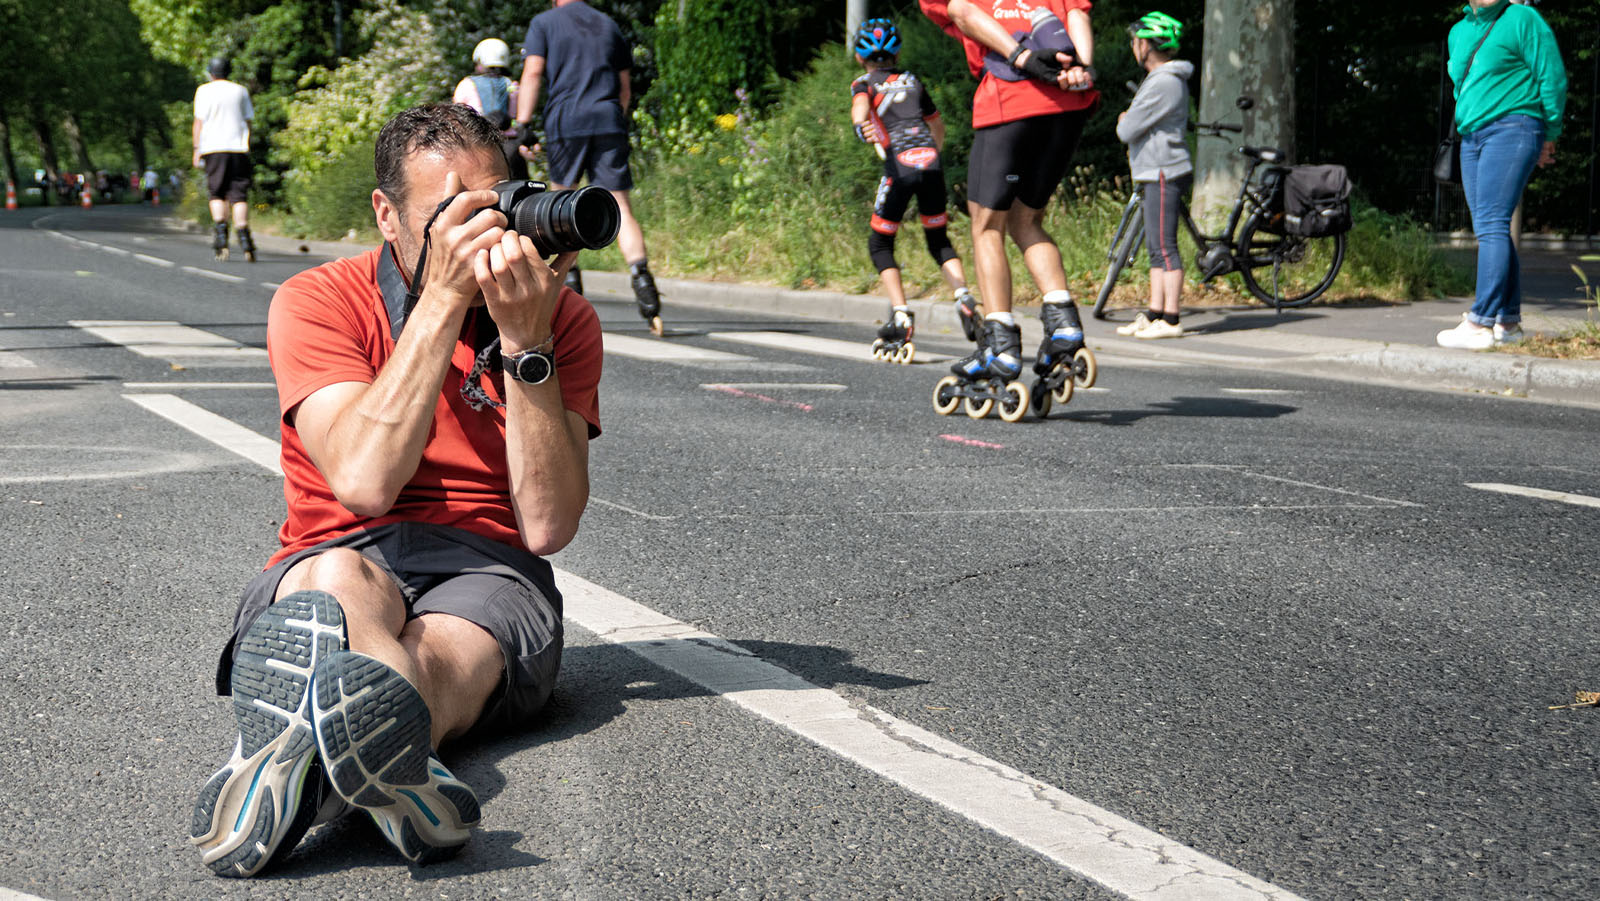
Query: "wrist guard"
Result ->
[[1009, 44, 1062, 83], [853, 123, 870, 143]]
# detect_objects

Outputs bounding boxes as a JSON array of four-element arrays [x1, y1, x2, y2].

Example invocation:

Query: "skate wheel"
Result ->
[[897, 342, 915, 364], [244, 251, 256, 263], [999, 381, 1029, 423], [1030, 381, 1053, 417], [870, 339, 885, 361], [1072, 347, 1097, 388], [650, 316, 664, 336], [963, 393, 994, 420], [215, 248, 229, 261], [1052, 372, 1075, 405], [932, 376, 961, 416]]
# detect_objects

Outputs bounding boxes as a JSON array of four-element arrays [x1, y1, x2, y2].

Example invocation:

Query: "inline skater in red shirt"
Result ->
[[923, 0, 1099, 417]]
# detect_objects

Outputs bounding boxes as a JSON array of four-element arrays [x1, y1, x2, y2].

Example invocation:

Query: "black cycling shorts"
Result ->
[[217, 522, 564, 738], [202, 152, 252, 203], [872, 157, 951, 234], [967, 109, 1089, 211], [1142, 172, 1192, 271], [545, 133, 633, 191]]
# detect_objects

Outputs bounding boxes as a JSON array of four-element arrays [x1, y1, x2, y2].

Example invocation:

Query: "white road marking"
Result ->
[[260, 282, 282, 290], [0, 886, 53, 900], [700, 382, 847, 391], [604, 332, 753, 363], [1221, 388, 1299, 395], [99, 245, 131, 257], [1184, 464, 1421, 508], [123, 381, 276, 390], [181, 265, 247, 284], [122, 394, 282, 472], [70, 320, 267, 361], [135, 404, 1303, 900], [590, 497, 677, 521], [559, 570, 1302, 901], [710, 330, 954, 364], [0, 350, 37, 369], [1467, 482, 1600, 510], [132, 253, 175, 268]]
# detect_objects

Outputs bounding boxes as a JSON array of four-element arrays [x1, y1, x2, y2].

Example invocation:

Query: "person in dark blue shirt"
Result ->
[[516, 0, 662, 333]]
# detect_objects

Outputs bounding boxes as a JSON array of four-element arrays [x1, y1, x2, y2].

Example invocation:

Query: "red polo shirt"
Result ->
[[264, 246, 602, 566]]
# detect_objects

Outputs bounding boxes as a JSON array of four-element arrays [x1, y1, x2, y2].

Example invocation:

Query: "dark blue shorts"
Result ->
[[546, 133, 634, 191], [216, 522, 564, 737]]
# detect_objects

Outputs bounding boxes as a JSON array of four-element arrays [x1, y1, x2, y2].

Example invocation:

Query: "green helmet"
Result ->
[[1129, 11, 1183, 52]]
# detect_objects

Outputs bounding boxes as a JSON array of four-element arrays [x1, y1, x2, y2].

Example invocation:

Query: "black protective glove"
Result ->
[[516, 124, 540, 148], [1008, 44, 1062, 84], [853, 123, 871, 143]]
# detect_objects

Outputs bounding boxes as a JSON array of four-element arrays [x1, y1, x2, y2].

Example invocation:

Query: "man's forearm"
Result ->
[[516, 66, 541, 124], [503, 378, 589, 554], [618, 70, 632, 114], [947, 0, 1019, 58], [315, 294, 469, 515], [1066, 9, 1093, 66]]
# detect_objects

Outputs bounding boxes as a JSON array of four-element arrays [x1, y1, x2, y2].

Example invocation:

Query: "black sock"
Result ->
[[1145, 308, 1161, 321], [1163, 312, 1180, 325]]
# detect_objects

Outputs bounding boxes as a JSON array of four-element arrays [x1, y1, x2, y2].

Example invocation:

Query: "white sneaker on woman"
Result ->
[[1436, 315, 1495, 350], [1493, 323, 1525, 345], [1116, 312, 1152, 336]]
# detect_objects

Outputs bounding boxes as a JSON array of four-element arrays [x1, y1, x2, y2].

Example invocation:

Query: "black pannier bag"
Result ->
[[1281, 164, 1352, 237]]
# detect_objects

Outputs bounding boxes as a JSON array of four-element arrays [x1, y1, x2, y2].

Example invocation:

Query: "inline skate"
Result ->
[[953, 287, 981, 343], [932, 318, 1030, 422], [212, 222, 230, 261], [631, 262, 664, 336], [236, 226, 256, 263], [871, 307, 915, 364], [1029, 301, 1097, 416]]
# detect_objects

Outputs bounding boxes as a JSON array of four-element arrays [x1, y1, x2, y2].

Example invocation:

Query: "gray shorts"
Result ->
[[215, 522, 564, 737]]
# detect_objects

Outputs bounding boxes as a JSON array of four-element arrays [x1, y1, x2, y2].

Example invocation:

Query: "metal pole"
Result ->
[[846, 0, 866, 53], [1588, 49, 1596, 247]]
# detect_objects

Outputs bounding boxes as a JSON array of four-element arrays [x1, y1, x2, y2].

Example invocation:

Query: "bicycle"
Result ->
[[1090, 112, 1347, 319]]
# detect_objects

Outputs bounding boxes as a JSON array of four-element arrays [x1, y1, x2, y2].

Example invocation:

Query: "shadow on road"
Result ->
[[256, 638, 922, 880], [1058, 395, 1297, 427]]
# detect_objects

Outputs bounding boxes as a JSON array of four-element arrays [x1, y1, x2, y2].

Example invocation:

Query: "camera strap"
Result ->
[[400, 198, 455, 328]]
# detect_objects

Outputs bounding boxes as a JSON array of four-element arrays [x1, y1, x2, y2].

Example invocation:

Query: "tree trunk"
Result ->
[[1193, 0, 1294, 227], [28, 106, 59, 204], [0, 103, 20, 191], [62, 113, 95, 174], [130, 119, 148, 173]]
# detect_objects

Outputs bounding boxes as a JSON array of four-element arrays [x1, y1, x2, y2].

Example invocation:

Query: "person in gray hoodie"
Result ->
[[1114, 12, 1193, 339]]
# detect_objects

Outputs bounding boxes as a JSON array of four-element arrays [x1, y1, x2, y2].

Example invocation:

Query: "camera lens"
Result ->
[[509, 185, 620, 255]]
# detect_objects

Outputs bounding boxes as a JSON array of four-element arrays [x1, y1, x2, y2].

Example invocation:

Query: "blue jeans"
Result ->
[[1459, 114, 1544, 326]]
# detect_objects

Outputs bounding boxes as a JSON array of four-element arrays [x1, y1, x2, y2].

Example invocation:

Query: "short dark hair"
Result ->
[[373, 103, 506, 213]]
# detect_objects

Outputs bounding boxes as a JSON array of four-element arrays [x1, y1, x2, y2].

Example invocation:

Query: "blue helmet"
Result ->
[[854, 18, 901, 62]]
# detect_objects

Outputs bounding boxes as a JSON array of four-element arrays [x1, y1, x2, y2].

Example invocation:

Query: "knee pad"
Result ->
[[868, 229, 899, 273], [921, 222, 958, 266]]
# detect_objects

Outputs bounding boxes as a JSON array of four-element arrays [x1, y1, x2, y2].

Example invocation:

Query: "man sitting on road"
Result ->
[[515, 0, 663, 333], [188, 103, 602, 877]]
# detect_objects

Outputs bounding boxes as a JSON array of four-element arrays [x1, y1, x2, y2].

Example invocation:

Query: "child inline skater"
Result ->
[[850, 18, 980, 362], [1114, 12, 1191, 339]]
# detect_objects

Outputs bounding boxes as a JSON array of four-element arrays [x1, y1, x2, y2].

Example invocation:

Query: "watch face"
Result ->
[[514, 352, 553, 384]]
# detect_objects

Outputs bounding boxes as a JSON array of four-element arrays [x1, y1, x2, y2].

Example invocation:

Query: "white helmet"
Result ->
[[473, 38, 511, 69]]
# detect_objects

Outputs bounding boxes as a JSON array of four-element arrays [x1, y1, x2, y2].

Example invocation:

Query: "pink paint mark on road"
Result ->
[[939, 434, 1005, 450], [706, 385, 814, 412]]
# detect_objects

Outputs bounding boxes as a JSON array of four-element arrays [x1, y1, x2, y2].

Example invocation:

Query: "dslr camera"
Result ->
[[475, 180, 621, 256]]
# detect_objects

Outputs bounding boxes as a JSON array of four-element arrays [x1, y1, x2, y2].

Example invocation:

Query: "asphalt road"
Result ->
[[2, 205, 1598, 900]]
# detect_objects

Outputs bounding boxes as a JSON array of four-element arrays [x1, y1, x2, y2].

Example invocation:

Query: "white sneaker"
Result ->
[[1135, 318, 1184, 339], [1436, 314, 1494, 350], [1116, 312, 1153, 336], [1493, 323, 1525, 345]]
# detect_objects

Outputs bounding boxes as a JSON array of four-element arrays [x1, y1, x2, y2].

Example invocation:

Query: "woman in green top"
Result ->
[[1435, 0, 1566, 351]]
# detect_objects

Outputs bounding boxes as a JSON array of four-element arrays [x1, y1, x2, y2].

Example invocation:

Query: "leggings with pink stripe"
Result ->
[[1141, 172, 1192, 272]]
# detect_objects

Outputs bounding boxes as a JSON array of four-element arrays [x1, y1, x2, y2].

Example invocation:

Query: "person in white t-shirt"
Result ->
[[192, 57, 256, 261]]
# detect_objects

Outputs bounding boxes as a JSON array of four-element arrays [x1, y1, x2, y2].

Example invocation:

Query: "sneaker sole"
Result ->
[[190, 590, 348, 877], [311, 651, 481, 864]]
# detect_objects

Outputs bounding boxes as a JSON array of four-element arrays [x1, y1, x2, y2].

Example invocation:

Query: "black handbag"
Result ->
[[1435, 9, 1504, 185]]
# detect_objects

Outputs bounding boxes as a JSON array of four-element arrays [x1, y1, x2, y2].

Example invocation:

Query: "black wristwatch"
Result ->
[[502, 337, 555, 385]]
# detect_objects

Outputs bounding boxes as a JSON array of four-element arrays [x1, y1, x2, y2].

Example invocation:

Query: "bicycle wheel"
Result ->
[[1092, 203, 1146, 319], [1236, 215, 1346, 309]]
